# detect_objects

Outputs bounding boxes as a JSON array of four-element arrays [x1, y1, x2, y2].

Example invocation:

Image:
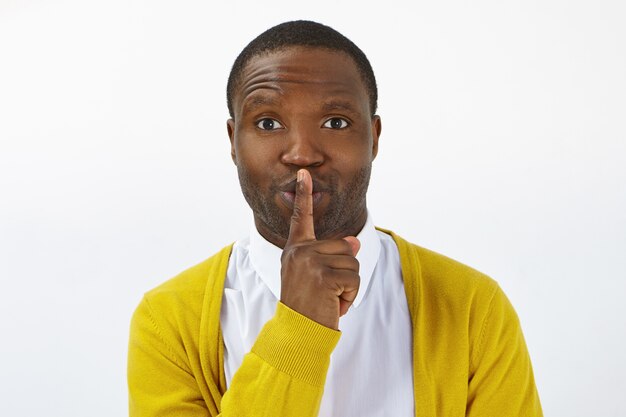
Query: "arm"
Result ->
[[221, 169, 356, 415], [128, 298, 339, 417], [128, 296, 212, 417], [467, 286, 543, 417], [220, 302, 340, 416], [129, 169, 355, 416]]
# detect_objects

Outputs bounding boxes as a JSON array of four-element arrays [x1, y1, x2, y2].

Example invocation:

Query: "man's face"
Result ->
[[227, 46, 381, 247]]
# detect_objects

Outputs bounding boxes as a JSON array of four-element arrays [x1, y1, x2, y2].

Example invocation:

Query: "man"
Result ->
[[128, 20, 542, 417]]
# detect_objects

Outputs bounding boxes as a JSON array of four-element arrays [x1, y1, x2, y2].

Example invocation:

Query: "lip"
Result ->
[[280, 190, 325, 208], [277, 178, 328, 209]]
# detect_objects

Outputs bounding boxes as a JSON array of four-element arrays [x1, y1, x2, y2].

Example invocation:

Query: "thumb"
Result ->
[[342, 236, 360, 257]]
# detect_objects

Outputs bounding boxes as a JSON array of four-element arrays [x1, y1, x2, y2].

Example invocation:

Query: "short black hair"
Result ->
[[226, 20, 378, 118]]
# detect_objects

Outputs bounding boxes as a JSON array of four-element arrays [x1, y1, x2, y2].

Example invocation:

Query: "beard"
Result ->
[[237, 165, 371, 242]]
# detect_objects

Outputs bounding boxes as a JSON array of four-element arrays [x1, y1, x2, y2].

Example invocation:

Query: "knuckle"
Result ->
[[290, 244, 306, 257], [340, 239, 355, 255], [281, 244, 315, 267], [291, 203, 304, 221], [351, 258, 360, 272]]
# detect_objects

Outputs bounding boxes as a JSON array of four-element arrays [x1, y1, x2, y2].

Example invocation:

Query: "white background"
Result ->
[[1, 0, 625, 416]]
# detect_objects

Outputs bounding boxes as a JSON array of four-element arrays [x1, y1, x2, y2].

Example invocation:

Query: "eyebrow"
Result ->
[[321, 100, 359, 115], [241, 96, 361, 115], [242, 95, 280, 113]]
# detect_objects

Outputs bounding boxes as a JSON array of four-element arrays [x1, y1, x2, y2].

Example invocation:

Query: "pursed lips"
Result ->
[[277, 178, 328, 207]]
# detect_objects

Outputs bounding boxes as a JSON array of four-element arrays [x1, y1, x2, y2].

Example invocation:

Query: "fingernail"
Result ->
[[297, 170, 304, 183]]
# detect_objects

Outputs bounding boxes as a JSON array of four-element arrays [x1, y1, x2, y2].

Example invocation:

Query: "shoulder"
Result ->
[[376, 227, 503, 332], [134, 244, 233, 333], [146, 244, 232, 298], [377, 228, 519, 363], [378, 228, 497, 296]]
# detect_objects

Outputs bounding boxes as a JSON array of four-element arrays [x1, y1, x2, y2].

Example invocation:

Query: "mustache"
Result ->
[[273, 173, 336, 194]]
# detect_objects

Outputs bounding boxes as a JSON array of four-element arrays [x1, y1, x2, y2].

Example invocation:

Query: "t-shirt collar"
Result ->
[[248, 212, 381, 309]]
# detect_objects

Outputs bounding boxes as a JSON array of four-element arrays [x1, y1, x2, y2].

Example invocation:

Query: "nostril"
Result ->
[[280, 146, 324, 167]]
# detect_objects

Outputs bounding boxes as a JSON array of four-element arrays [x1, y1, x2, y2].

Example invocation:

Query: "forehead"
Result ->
[[233, 47, 369, 116]]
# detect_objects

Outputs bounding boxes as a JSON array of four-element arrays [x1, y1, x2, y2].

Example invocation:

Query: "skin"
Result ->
[[227, 46, 382, 329]]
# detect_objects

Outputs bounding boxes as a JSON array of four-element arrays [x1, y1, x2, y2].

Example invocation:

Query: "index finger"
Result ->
[[287, 169, 316, 243]]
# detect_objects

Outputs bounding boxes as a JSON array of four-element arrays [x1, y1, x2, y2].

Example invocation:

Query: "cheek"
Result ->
[[329, 129, 374, 161], [236, 132, 282, 163], [332, 147, 373, 172], [235, 143, 274, 177]]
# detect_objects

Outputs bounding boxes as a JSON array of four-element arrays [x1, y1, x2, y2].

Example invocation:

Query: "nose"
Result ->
[[280, 124, 324, 167]]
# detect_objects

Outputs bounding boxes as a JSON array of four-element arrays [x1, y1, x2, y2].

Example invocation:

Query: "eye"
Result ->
[[323, 117, 349, 129], [256, 118, 284, 130]]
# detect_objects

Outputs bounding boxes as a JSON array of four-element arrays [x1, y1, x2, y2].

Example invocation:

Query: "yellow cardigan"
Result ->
[[128, 230, 542, 416]]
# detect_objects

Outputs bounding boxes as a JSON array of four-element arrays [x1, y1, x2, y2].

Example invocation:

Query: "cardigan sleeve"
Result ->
[[219, 302, 340, 416], [128, 298, 340, 417], [466, 285, 543, 417]]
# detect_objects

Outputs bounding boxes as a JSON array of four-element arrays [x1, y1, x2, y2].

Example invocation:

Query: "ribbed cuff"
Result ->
[[251, 302, 341, 387]]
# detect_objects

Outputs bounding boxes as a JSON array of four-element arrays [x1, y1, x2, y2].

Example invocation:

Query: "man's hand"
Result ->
[[280, 169, 361, 330]]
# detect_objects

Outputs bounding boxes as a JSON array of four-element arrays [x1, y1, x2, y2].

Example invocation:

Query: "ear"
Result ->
[[227, 118, 237, 165], [370, 115, 382, 160]]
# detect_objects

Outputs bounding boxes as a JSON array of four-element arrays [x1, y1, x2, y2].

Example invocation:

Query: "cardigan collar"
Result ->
[[248, 213, 381, 309]]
